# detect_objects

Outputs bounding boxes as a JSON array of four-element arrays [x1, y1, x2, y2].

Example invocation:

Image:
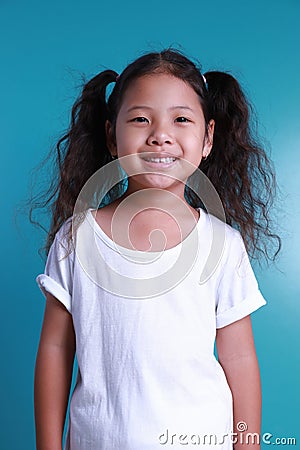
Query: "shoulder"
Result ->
[[49, 215, 77, 261], [199, 208, 242, 249], [198, 209, 248, 278], [54, 216, 73, 247]]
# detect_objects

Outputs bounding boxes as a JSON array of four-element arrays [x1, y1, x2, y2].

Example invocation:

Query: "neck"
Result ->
[[125, 188, 182, 208], [113, 186, 198, 227], [121, 177, 189, 210]]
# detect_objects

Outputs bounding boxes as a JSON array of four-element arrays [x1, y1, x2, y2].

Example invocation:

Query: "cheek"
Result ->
[[182, 130, 204, 151], [116, 127, 145, 154]]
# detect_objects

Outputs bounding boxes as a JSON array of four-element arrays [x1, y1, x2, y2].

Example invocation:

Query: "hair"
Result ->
[[28, 47, 281, 261]]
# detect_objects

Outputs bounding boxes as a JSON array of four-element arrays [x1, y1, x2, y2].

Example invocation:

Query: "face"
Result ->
[[106, 73, 214, 198]]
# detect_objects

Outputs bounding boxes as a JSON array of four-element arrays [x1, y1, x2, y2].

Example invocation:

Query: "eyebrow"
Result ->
[[126, 105, 195, 113]]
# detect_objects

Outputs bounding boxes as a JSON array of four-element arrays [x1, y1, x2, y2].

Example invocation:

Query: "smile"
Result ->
[[142, 157, 177, 163]]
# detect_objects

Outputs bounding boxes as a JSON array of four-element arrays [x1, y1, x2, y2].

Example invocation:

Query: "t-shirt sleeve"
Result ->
[[215, 230, 266, 328], [36, 224, 74, 314]]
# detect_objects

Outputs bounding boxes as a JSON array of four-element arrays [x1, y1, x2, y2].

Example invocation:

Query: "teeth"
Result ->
[[143, 157, 176, 163]]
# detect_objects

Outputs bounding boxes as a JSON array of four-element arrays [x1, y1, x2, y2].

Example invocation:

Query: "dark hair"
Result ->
[[28, 48, 281, 261]]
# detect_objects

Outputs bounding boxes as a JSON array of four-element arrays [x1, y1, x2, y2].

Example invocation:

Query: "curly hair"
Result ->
[[28, 48, 281, 261]]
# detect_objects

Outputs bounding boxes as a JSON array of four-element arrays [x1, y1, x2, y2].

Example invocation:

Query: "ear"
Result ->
[[105, 120, 117, 157], [203, 119, 215, 158]]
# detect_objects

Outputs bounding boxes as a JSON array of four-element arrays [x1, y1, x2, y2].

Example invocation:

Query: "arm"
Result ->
[[34, 293, 76, 450], [216, 315, 261, 450]]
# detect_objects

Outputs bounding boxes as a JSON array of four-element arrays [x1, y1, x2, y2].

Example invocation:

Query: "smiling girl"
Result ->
[[33, 49, 280, 450]]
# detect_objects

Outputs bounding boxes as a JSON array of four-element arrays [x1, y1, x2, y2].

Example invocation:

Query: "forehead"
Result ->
[[120, 73, 201, 109]]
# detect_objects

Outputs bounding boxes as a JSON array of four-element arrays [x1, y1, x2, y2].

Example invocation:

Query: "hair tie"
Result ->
[[115, 75, 120, 82], [202, 74, 208, 90]]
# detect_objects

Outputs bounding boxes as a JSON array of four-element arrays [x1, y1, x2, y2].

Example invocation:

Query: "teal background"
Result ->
[[1, 0, 299, 448]]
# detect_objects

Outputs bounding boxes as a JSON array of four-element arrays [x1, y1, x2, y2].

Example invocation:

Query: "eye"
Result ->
[[131, 117, 149, 123], [175, 116, 191, 123]]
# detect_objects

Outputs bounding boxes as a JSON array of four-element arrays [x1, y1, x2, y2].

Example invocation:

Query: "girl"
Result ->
[[34, 49, 280, 450]]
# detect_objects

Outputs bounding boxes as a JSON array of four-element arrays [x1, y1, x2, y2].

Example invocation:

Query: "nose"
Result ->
[[146, 124, 174, 146]]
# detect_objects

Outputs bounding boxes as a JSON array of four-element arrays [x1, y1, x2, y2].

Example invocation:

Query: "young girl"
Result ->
[[34, 49, 280, 450]]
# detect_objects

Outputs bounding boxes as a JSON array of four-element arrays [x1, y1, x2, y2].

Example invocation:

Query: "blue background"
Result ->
[[1, 0, 299, 448]]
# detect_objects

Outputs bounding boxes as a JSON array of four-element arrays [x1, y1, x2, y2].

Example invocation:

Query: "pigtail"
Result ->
[[201, 71, 281, 260], [30, 70, 118, 256]]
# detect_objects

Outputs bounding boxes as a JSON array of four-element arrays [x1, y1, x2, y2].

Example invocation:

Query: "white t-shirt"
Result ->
[[36, 207, 266, 450]]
